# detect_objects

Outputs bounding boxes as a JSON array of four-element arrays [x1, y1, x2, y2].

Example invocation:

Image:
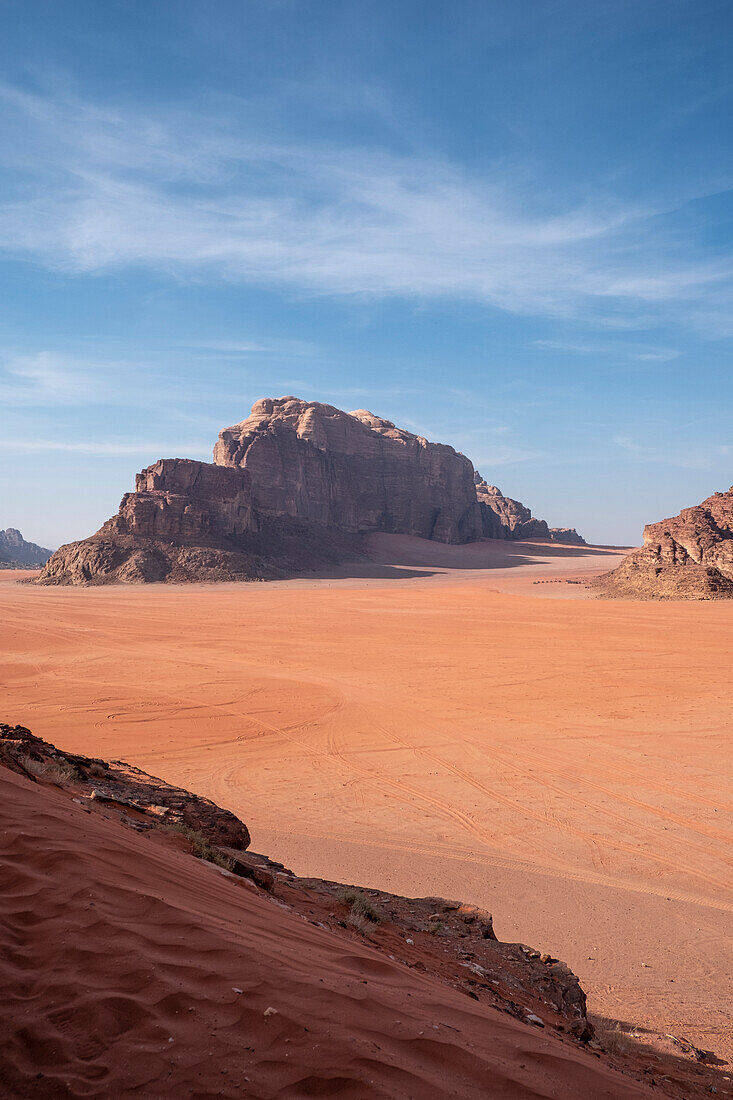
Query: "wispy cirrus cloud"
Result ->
[[0, 438, 211, 456], [1, 83, 733, 332], [534, 339, 681, 362], [613, 433, 732, 470], [0, 352, 112, 406]]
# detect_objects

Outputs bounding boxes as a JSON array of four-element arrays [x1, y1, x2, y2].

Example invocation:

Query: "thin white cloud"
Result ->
[[0, 438, 212, 456], [534, 339, 681, 362], [1, 84, 732, 331], [613, 434, 732, 469], [0, 352, 110, 406]]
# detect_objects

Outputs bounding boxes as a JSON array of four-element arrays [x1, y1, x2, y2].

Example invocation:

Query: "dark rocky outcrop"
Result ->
[[475, 475, 552, 540], [38, 397, 586, 585], [474, 475, 586, 545], [0, 723, 251, 850], [215, 397, 483, 543], [1, 720, 594, 1047], [598, 486, 733, 599], [0, 528, 52, 567], [549, 527, 586, 546], [38, 458, 264, 585]]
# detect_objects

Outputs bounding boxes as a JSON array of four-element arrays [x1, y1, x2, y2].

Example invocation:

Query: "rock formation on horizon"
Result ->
[[214, 397, 483, 543], [599, 485, 733, 599], [0, 528, 52, 568], [474, 474, 585, 545], [38, 396, 585, 585]]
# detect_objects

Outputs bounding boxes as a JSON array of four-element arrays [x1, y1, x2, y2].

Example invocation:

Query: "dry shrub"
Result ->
[[21, 756, 78, 787], [596, 1022, 643, 1056]]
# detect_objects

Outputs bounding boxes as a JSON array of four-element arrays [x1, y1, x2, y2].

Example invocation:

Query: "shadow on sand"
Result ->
[[301, 535, 628, 583]]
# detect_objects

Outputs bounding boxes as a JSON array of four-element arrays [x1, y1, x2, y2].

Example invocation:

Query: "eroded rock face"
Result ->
[[39, 459, 263, 585], [0, 528, 52, 567], [600, 486, 733, 599], [115, 459, 254, 542], [474, 475, 551, 540], [215, 397, 483, 544], [549, 527, 586, 546]]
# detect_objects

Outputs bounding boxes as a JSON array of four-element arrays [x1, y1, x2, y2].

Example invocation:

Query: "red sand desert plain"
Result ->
[[2, 537, 732, 1087]]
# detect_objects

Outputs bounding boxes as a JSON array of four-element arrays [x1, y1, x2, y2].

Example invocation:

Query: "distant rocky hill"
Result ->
[[599, 486, 733, 599], [0, 528, 52, 568], [474, 474, 585, 545], [38, 397, 585, 585]]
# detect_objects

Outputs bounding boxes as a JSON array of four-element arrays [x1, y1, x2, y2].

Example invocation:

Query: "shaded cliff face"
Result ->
[[116, 459, 254, 542], [215, 397, 483, 544], [599, 487, 733, 599], [473, 475, 586, 545], [475, 476, 550, 540], [39, 459, 261, 585], [0, 528, 52, 567], [38, 456, 362, 585]]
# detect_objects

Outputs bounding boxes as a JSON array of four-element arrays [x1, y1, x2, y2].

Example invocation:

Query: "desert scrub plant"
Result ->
[[595, 1022, 643, 1056], [338, 888, 383, 934], [87, 761, 108, 778], [20, 755, 78, 787], [162, 823, 235, 872]]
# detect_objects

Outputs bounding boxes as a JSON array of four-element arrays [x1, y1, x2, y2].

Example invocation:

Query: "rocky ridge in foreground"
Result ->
[[598, 486, 733, 599], [1, 721, 724, 1098], [38, 396, 585, 585]]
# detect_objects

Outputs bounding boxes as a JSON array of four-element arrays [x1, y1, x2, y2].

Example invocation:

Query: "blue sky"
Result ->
[[1, 0, 732, 547]]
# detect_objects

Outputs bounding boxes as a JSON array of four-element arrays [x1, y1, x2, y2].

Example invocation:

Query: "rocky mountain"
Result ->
[[39, 455, 360, 586], [599, 486, 733, 599], [474, 474, 585, 545], [38, 397, 585, 585], [0, 528, 52, 568], [214, 397, 483, 543]]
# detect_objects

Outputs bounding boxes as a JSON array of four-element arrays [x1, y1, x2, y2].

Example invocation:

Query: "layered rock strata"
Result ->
[[599, 486, 733, 599], [215, 397, 483, 543]]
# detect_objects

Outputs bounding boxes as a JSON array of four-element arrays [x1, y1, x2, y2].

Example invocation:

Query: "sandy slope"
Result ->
[[1, 537, 731, 1067], [1, 766, 651, 1099]]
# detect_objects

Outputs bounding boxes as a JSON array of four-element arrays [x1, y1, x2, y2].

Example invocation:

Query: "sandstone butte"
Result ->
[[38, 396, 585, 586], [599, 484, 733, 599]]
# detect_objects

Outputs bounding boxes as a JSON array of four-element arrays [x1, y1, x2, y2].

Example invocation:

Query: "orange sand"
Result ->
[[2, 538, 731, 1064], [1, 765, 652, 1098]]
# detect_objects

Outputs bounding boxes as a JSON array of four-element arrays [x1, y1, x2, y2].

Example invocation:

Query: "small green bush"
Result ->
[[163, 823, 234, 872], [338, 888, 383, 932]]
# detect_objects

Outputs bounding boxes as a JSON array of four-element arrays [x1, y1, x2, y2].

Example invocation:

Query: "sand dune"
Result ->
[[1, 537, 731, 1070], [1, 765, 652, 1098]]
